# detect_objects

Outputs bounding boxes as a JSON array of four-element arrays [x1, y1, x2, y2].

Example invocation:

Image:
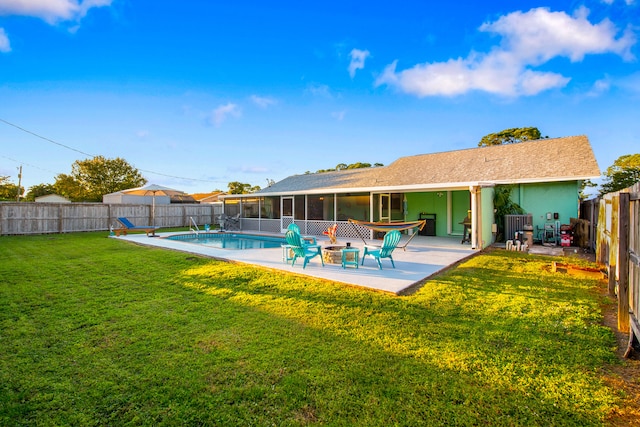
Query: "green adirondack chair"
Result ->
[[361, 229, 402, 269], [285, 230, 324, 269], [287, 223, 318, 246]]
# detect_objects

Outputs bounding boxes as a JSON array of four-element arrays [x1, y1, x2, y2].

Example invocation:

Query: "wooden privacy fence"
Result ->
[[0, 202, 223, 235], [595, 182, 640, 357]]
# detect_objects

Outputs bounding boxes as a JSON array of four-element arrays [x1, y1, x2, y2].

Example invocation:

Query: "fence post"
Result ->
[[618, 192, 630, 333], [58, 204, 63, 233], [590, 199, 597, 252], [596, 199, 607, 265]]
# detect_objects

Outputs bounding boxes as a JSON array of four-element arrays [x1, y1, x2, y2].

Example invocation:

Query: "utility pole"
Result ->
[[16, 165, 22, 202]]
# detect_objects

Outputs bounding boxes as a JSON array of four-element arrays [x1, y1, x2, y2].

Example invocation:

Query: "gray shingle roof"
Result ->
[[257, 135, 600, 195]]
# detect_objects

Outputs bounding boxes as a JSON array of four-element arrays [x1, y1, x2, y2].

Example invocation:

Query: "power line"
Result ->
[[136, 167, 218, 183], [0, 154, 57, 174], [0, 118, 95, 157], [0, 118, 224, 184]]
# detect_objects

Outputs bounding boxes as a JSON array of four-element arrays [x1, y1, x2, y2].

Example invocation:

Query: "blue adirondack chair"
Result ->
[[287, 223, 317, 245], [285, 230, 324, 269], [361, 229, 402, 269]]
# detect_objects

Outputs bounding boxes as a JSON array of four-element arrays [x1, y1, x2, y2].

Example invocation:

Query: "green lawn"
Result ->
[[0, 232, 621, 426]]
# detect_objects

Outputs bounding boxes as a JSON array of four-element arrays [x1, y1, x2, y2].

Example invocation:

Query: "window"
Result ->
[[241, 197, 259, 218], [307, 194, 334, 220], [295, 196, 305, 220], [262, 196, 280, 219], [336, 193, 369, 221], [224, 198, 240, 216]]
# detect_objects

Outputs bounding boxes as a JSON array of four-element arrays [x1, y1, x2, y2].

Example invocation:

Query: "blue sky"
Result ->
[[1, 0, 639, 195]]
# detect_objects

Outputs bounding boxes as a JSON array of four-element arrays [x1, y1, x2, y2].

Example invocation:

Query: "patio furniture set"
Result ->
[[283, 224, 401, 270]]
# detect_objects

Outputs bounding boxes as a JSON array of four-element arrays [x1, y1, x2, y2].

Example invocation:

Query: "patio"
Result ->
[[114, 232, 476, 294]]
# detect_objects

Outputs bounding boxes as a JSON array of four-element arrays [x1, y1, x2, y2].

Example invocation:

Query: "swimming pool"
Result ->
[[165, 232, 286, 250]]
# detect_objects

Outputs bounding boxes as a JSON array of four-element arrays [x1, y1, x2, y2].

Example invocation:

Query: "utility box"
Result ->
[[419, 213, 436, 236]]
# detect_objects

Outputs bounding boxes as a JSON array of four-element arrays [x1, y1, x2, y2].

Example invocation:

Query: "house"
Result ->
[[103, 191, 171, 205], [35, 194, 71, 203], [191, 191, 226, 204], [102, 188, 197, 205], [222, 136, 600, 249]]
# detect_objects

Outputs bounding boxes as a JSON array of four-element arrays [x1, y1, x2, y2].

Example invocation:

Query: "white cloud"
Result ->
[[348, 48, 370, 78], [210, 103, 241, 127], [250, 95, 277, 108], [306, 84, 332, 98], [376, 7, 636, 97], [0, 28, 10, 53], [0, 0, 112, 24], [481, 6, 635, 63], [518, 70, 572, 95], [331, 111, 346, 121], [228, 165, 269, 174], [584, 77, 612, 97], [605, 0, 636, 5]]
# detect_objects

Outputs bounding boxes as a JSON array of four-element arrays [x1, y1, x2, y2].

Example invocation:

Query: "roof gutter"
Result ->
[[221, 175, 599, 199]]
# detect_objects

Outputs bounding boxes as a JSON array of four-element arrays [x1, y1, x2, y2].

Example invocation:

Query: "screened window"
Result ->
[[294, 196, 305, 220], [241, 197, 260, 218], [336, 193, 369, 221], [307, 194, 334, 220], [262, 196, 280, 219]]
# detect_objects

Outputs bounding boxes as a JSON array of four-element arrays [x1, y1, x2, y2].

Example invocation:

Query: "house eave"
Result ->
[[223, 182, 492, 199], [490, 175, 600, 185], [221, 176, 599, 200]]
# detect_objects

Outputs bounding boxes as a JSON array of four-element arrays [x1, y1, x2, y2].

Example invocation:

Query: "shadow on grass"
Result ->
[[174, 250, 618, 425]]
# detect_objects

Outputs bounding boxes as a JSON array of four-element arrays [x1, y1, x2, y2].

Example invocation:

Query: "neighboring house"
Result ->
[[168, 193, 198, 204], [103, 192, 171, 205], [34, 194, 71, 203], [222, 136, 600, 249], [191, 191, 226, 204], [103, 188, 197, 205]]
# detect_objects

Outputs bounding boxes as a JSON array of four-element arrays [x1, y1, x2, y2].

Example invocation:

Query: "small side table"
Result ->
[[341, 248, 359, 269], [282, 245, 294, 263]]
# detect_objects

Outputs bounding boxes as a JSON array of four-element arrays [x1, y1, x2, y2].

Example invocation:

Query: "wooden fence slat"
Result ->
[[587, 183, 640, 358], [619, 192, 630, 332], [0, 202, 220, 235]]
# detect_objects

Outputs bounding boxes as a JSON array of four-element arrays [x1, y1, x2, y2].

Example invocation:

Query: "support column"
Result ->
[[470, 186, 478, 249]]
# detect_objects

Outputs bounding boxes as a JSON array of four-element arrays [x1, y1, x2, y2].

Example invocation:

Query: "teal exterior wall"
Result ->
[[404, 192, 446, 235], [509, 181, 581, 236], [405, 190, 470, 236], [450, 191, 469, 234]]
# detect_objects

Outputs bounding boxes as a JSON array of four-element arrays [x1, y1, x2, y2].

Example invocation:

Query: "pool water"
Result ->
[[165, 232, 286, 250]]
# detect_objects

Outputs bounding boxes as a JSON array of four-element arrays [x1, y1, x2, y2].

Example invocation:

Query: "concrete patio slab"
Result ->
[[112, 232, 477, 294]]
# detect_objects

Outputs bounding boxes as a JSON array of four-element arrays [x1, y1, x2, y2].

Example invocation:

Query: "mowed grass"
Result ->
[[0, 232, 621, 426]]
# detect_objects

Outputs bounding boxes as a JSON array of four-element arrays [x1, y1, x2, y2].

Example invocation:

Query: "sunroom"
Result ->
[[221, 187, 481, 247]]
